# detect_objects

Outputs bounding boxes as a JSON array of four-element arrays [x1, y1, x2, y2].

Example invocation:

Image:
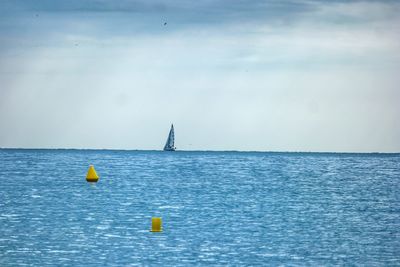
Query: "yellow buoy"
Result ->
[[86, 165, 99, 182], [150, 217, 162, 232]]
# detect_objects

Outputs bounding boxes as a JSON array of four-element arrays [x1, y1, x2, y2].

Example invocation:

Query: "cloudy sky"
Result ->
[[0, 0, 399, 152]]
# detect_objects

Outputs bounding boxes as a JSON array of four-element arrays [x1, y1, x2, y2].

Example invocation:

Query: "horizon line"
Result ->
[[0, 147, 399, 155]]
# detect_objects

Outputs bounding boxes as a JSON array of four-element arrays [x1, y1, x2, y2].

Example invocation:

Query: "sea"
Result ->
[[0, 149, 399, 266]]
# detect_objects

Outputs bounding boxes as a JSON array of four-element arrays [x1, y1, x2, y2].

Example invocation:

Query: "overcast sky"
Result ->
[[0, 0, 399, 152]]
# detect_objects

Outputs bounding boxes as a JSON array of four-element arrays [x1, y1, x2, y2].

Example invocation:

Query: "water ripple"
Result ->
[[0, 150, 399, 266]]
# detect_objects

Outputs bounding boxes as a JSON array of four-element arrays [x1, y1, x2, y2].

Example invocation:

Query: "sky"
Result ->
[[0, 0, 399, 152]]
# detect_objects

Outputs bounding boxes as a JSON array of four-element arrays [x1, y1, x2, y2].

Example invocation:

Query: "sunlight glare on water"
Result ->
[[0, 149, 399, 266]]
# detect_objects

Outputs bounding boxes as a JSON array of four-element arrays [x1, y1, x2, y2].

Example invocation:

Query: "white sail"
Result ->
[[163, 124, 176, 151]]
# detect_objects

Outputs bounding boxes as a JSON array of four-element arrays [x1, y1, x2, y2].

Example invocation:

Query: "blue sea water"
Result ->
[[0, 149, 399, 266]]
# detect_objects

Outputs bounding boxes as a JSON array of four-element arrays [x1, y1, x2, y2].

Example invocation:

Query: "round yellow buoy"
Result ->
[[86, 165, 99, 182], [150, 217, 162, 232]]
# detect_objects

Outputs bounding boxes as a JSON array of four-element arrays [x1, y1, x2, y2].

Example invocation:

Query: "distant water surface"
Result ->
[[0, 149, 399, 266]]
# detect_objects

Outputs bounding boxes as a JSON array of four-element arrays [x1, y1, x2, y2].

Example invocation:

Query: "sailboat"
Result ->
[[163, 124, 176, 151]]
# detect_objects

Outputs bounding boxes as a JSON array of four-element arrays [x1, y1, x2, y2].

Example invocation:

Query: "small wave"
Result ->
[[159, 205, 183, 210], [1, 214, 19, 218], [96, 225, 110, 230]]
